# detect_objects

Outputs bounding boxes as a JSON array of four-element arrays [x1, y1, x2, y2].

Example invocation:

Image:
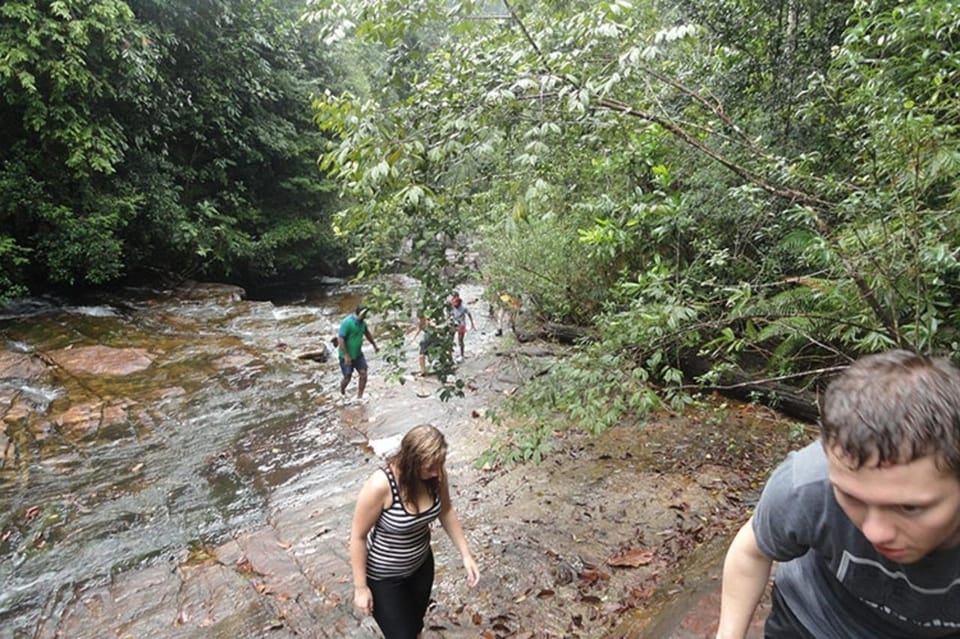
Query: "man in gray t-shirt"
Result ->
[[716, 350, 960, 639]]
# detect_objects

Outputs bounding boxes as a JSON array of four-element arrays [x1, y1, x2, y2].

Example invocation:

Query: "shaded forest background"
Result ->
[[3, 0, 958, 455], [1, 0, 356, 297]]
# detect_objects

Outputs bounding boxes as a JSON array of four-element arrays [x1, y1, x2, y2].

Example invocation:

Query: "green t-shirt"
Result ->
[[338, 314, 367, 359]]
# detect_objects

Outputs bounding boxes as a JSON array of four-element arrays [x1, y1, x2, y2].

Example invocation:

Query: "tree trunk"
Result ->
[[679, 353, 820, 423], [515, 322, 594, 344]]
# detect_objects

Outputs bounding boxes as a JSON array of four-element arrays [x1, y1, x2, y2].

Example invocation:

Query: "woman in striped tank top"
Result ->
[[350, 424, 480, 638]]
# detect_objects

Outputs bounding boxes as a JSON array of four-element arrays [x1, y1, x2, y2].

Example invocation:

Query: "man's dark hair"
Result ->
[[820, 349, 960, 475]]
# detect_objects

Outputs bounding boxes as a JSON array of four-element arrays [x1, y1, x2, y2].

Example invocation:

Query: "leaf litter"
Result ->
[[423, 398, 807, 637]]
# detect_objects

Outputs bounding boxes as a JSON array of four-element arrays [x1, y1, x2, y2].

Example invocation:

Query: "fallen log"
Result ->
[[679, 353, 820, 423], [515, 322, 596, 344], [511, 322, 821, 423]]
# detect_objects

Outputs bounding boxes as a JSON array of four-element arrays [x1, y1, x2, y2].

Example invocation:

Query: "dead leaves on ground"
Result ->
[[606, 546, 655, 568], [436, 533, 700, 636]]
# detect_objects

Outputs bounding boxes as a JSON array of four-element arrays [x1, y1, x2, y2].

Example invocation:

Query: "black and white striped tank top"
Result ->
[[366, 466, 441, 580]]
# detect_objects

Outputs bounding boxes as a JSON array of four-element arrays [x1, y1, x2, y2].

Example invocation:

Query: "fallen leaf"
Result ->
[[607, 547, 655, 568], [625, 584, 656, 606], [579, 568, 609, 584]]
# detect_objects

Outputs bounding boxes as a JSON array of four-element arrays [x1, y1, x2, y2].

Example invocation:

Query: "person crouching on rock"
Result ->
[[350, 424, 479, 638]]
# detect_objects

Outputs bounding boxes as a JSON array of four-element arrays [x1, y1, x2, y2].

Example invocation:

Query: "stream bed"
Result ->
[[0, 280, 805, 638]]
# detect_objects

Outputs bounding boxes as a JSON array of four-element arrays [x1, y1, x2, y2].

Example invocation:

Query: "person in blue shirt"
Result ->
[[337, 305, 379, 399]]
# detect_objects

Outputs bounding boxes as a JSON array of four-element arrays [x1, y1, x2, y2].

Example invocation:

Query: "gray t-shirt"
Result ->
[[451, 303, 470, 327], [753, 441, 960, 638]]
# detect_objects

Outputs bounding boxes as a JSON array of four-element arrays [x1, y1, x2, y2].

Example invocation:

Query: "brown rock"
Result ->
[[48, 346, 153, 376], [54, 399, 132, 435], [0, 351, 46, 380], [176, 281, 246, 302], [1, 388, 33, 423], [213, 352, 258, 370]]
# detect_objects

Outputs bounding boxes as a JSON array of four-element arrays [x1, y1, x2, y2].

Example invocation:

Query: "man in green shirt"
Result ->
[[337, 305, 379, 399]]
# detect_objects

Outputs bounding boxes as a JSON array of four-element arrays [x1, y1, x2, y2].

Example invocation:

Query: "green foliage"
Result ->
[[37, 205, 129, 286], [480, 204, 617, 324], [309, 0, 960, 463], [0, 236, 29, 302], [477, 415, 554, 466], [0, 0, 135, 177], [1, 0, 348, 296]]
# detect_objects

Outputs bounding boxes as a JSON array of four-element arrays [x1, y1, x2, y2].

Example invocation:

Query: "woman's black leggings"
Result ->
[[368, 552, 435, 639]]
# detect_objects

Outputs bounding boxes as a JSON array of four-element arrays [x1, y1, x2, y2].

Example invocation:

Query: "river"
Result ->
[[0, 280, 373, 636]]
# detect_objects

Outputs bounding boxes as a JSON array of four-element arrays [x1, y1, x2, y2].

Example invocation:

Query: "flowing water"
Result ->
[[0, 282, 363, 636]]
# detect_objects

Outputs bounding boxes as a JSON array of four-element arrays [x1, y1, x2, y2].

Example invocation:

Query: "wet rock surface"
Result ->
[[0, 281, 806, 638]]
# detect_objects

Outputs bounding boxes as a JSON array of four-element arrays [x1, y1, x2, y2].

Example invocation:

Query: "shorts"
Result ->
[[419, 333, 437, 355], [368, 551, 434, 639], [338, 353, 368, 376]]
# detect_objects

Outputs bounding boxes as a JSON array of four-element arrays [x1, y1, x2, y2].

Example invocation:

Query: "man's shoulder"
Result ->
[[788, 440, 829, 485], [758, 441, 831, 509], [753, 441, 835, 560]]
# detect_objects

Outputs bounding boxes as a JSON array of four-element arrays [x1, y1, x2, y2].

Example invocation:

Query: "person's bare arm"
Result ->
[[337, 335, 350, 363], [437, 475, 479, 586], [716, 516, 773, 639], [409, 316, 424, 340], [364, 327, 379, 352], [349, 471, 390, 615]]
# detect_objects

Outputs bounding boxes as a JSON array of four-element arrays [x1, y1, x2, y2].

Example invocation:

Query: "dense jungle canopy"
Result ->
[[0, 0, 354, 296], [3, 0, 959, 452]]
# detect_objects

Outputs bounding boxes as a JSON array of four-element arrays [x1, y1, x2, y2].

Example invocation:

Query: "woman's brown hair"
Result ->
[[387, 424, 448, 501]]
